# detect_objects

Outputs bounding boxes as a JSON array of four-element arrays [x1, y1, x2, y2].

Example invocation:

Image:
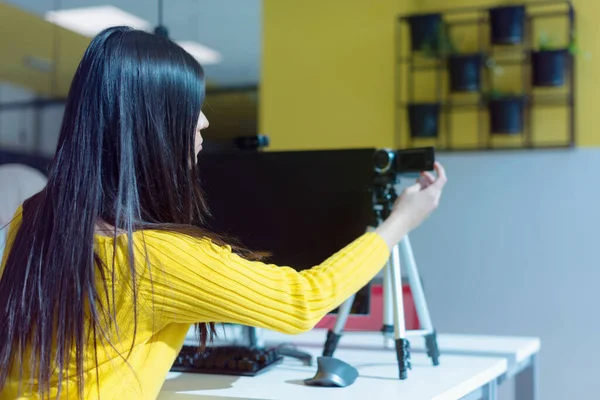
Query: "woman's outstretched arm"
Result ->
[[139, 229, 393, 334], [137, 162, 447, 333]]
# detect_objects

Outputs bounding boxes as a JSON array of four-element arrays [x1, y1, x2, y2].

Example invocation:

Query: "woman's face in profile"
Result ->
[[195, 111, 209, 155]]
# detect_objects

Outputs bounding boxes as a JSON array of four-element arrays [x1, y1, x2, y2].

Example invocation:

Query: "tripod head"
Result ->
[[372, 172, 399, 223]]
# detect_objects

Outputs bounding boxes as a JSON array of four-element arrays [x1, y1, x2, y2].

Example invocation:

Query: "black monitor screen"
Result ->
[[197, 148, 376, 314]]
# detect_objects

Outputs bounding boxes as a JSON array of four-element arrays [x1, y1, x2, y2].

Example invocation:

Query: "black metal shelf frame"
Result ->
[[394, 0, 576, 151]]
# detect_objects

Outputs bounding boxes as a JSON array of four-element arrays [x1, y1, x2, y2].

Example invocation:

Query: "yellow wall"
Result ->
[[0, 2, 89, 97], [261, 0, 599, 149], [260, 0, 412, 151]]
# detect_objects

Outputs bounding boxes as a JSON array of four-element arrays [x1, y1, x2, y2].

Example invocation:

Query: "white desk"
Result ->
[[410, 333, 540, 400], [262, 329, 540, 400], [158, 345, 506, 400]]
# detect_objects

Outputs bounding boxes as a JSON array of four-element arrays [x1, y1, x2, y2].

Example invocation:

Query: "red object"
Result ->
[[315, 284, 420, 331]]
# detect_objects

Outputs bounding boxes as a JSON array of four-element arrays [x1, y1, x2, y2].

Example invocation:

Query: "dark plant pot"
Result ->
[[407, 14, 442, 52], [532, 50, 568, 87], [488, 97, 524, 135], [489, 6, 526, 45], [448, 54, 482, 92], [408, 103, 441, 138]]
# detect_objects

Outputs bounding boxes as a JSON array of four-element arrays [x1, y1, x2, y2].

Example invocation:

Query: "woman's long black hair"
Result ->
[[0, 26, 250, 399]]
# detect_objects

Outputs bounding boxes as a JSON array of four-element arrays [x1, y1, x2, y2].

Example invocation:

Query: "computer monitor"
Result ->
[[196, 148, 375, 314]]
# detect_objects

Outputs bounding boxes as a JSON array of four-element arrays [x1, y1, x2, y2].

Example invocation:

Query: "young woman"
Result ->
[[0, 26, 447, 400]]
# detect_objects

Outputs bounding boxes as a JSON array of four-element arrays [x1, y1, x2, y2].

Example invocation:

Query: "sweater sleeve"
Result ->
[[138, 231, 390, 334]]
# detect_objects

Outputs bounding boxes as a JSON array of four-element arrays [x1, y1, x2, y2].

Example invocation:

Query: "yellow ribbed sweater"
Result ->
[[0, 206, 390, 400]]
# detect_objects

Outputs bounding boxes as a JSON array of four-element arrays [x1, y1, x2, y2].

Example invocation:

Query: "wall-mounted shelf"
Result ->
[[394, 0, 576, 151], [399, 93, 573, 109]]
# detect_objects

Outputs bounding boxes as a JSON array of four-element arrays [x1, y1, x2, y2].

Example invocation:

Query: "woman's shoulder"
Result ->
[[138, 229, 226, 254], [6, 204, 23, 225], [1, 204, 24, 269], [3, 204, 23, 237], [95, 228, 228, 257]]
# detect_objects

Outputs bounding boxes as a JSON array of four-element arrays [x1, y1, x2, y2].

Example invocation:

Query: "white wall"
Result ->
[[39, 104, 65, 156], [0, 83, 35, 152], [0, 83, 63, 156], [407, 148, 599, 400]]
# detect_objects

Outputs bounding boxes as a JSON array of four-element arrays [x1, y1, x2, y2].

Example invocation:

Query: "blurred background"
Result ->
[[0, 0, 598, 399], [0, 0, 260, 157]]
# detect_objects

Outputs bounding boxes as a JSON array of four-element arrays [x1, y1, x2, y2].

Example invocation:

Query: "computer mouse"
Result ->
[[303, 356, 359, 388]]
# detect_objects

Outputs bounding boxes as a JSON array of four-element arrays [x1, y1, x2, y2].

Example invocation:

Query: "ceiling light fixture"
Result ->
[[45, 5, 151, 37], [45, 5, 222, 65]]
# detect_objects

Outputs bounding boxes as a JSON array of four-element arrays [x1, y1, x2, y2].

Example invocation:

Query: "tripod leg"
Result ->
[[323, 225, 379, 356], [424, 330, 440, 366], [322, 293, 355, 357], [389, 244, 411, 380], [399, 236, 440, 366], [382, 260, 395, 348]]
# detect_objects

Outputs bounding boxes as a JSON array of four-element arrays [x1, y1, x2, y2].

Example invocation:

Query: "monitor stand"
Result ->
[[246, 326, 313, 366]]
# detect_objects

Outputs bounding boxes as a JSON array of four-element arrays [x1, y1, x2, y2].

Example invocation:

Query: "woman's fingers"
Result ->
[[421, 171, 436, 184], [418, 163, 446, 190], [417, 176, 429, 189], [432, 162, 447, 188], [421, 162, 448, 198]]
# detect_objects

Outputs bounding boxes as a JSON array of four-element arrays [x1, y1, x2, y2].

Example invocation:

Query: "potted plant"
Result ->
[[407, 103, 441, 138], [421, 25, 483, 93], [489, 5, 527, 45], [531, 32, 579, 87], [448, 53, 484, 92], [486, 90, 525, 134], [407, 13, 443, 52]]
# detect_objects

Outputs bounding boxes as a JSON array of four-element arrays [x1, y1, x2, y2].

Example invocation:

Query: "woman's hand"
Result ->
[[375, 162, 447, 249], [393, 161, 447, 231]]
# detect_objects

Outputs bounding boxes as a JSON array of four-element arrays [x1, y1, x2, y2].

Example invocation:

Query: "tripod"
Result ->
[[322, 172, 440, 380]]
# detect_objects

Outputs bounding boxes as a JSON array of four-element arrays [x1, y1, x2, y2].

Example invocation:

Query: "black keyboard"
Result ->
[[171, 345, 284, 376]]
